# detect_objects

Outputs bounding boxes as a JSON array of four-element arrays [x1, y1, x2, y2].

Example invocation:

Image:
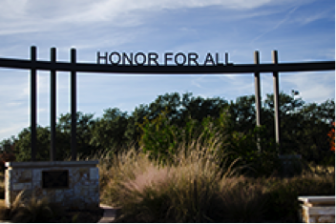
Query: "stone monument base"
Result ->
[[299, 196, 335, 223], [5, 161, 100, 210]]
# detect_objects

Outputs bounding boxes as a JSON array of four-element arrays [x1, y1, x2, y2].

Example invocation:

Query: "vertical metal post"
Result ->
[[272, 50, 281, 151], [30, 46, 37, 161], [50, 48, 56, 161], [254, 51, 261, 127], [254, 51, 261, 152], [71, 49, 77, 161]]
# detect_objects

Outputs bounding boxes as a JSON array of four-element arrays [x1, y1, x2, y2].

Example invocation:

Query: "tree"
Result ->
[[15, 126, 51, 161], [57, 112, 97, 158], [4, 91, 334, 166], [90, 108, 128, 152], [125, 104, 149, 146], [181, 93, 228, 124], [125, 92, 228, 146], [228, 95, 256, 133]]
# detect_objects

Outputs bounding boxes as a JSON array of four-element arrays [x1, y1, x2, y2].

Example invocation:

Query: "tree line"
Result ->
[[0, 91, 334, 167]]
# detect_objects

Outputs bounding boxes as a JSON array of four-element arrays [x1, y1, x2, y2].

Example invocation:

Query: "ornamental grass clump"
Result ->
[[100, 148, 171, 222], [101, 139, 250, 222], [0, 190, 64, 222], [0, 190, 25, 221], [99, 147, 335, 222], [11, 196, 54, 223]]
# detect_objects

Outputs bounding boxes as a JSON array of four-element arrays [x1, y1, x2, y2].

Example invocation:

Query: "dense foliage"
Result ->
[[0, 92, 334, 170]]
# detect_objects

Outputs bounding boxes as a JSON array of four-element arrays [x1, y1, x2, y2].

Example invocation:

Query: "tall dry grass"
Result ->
[[0, 190, 65, 222], [98, 138, 335, 222], [99, 138, 270, 222]]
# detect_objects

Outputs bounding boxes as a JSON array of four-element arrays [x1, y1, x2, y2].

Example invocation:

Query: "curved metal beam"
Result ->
[[0, 57, 334, 74]]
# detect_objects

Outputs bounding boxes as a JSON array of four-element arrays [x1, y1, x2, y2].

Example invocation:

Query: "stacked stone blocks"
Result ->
[[299, 196, 335, 223], [5, 161, 99, 210]]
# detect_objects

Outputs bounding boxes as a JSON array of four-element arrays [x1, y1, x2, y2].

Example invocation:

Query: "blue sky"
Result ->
[[0, 0, 334, 141]]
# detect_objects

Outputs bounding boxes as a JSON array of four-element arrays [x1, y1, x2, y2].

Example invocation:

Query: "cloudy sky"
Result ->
[[0, 0, 334, 141]]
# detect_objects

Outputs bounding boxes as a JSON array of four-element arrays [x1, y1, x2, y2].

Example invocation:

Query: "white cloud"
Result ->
[[296, 8, 335, 25], [0, 122, 28, 137], [0, 0, 290, 36], [0, 72, 28, 101], [281, 71, 335, 103], [251, 6, 299, 43], [322, 48, 335, 60]]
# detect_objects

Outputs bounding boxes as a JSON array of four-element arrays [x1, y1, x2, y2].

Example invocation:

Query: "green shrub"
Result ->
[[139, 108, 282, 177], [139, 109, 209, 165]]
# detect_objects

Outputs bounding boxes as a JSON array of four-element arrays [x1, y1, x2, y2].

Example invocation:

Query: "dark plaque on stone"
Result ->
[[42, 170, 69, 189]]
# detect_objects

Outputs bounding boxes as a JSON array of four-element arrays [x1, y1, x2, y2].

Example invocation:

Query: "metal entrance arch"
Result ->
[[0, 46, 334, 161]]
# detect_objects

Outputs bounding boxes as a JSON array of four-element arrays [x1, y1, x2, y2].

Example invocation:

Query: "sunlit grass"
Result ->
[[99, 139, 271, 222], [308, 163, 335, 175], [97, 139, 335, 222]]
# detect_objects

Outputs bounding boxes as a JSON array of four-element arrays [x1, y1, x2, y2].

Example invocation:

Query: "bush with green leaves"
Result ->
[[139, 108, 282, 177], [138, 108, 208, 165]]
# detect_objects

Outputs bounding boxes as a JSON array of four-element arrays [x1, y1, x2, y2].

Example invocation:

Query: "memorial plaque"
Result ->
[[42, 170, 69, 189]]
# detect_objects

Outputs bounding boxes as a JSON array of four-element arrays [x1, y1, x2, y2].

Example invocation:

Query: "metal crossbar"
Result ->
[[0, 57, 333, 73]]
